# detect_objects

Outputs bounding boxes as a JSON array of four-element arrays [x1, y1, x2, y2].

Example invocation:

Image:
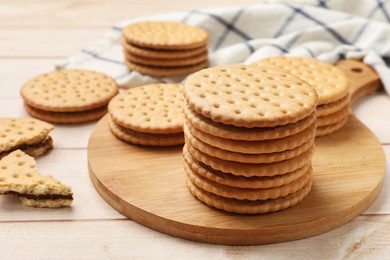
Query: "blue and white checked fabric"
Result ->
[[57, 0, 390, 94]]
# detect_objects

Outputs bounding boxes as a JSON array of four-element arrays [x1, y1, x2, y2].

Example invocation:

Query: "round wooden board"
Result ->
[[88, 114, 385, 245]]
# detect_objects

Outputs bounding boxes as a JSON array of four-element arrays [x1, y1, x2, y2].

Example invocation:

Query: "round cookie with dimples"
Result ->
[[108, 83, 185, 134], [21, 69, 119, 112], [184, 64, 318, 128], [122, 21, 208, 50], [250, 56, 350, 106]]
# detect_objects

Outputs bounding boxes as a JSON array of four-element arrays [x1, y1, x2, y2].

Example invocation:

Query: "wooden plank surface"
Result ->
[[87, 63, 385, 245], [1, 216, 390, 259], [88, 114, 385, 245], [0, 0, 261, 27], [1, 0, 390, 257]]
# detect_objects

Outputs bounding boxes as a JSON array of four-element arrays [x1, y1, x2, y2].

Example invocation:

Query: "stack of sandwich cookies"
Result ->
[[183, 64, 318, 214], [250, 57, 350, 137], [122, 21, 208, 77], [0, 118, 53, 158], [21, 69, 119, 124], [108, 83, 185, 146], [0, 150, 73, 208]]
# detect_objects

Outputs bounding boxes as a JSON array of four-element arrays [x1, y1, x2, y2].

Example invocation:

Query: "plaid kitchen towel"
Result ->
[[57, 0, 390, 94]]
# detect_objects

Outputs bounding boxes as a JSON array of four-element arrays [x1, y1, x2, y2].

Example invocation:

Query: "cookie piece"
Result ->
[[184, 124, 313, 163], [0, 118, 53, 158], [123, 40, 207, 59], [108, 83, 185, 134], [184, 105, 316, 141], [122, 21, 208, 50], [187, 177, 312, 214], [184, 64, 318, 128], [317, 105, 350, 127], [250, 56, 350, 105], [0, 150, 73, 208], [124, 59, 208, 77], [316, 94, 350, 117], [108, 116, 184, 146], [124, 50, 208, 67], [316, 116, 349, 137], [183, 150, 311, 189], [24, 103, 108, 124], [20, 69, 119, 112], [20, 137, 53, 158], [186, 160, 312, 200], [185, 144, 314, 177], [185, 120, 316, 154]]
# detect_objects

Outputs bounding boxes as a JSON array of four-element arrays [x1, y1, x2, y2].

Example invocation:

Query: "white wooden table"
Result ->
[[1, 1, 390, 258]]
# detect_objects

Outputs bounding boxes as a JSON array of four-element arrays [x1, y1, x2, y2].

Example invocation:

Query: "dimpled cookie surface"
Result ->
[[108, 83, 185, 134], [21, 69, 119, 112], [184, 64, 318, 128], [122, 21, 208, 49], [251, 56, 349, 105]]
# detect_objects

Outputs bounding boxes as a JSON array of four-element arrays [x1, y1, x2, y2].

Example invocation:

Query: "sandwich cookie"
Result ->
[[0, 150, 73, 208], [182, 64, 318, 214], [0, 118, 53, 158], [122, 21, 209, 77], [250, 56, 350, 136], [108, 83, 185, 146], [20, 69, 119, 124]]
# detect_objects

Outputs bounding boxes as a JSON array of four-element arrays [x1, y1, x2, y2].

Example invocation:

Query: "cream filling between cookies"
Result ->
[[5, 191, 73, 200], [0, 136, 53, 158]]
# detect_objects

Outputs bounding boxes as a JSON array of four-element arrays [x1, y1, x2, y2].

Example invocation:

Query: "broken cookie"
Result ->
[[0, 150, 73, 208], [0, 118, 54, 158]]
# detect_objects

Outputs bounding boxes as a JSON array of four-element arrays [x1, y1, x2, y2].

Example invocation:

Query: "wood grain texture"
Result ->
[[336, 59, 382, 102], [2, 215, 390, 259], [88, 60, 386, 245], [1, 0, 390, 257], [0, 149, 124, 221]]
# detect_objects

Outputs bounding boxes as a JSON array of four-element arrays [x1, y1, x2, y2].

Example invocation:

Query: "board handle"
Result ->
[[335, 59, 382, 104]]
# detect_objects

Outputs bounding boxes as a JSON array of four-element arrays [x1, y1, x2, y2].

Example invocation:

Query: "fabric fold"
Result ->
[[57, 0, 390, 94]]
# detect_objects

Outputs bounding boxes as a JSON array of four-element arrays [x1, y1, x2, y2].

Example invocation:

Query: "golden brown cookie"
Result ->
[[20, 69, 118, 124], [122, 21, 208, 50], [123, 40, 207, 59], [24, 103, 108, 124], [108, 83, 186, 146], [184, 124, 314, 163], [250, 56, 350, 105], [316, 94, 350, 117], [0, 118, 53, 158], [108, 115, 184, 146], [317, 104, 350, 127], [185, 120, 316, 154], [124, 59, 208, 77], [316, 116, 349, 137], [185, 144, 314, 177], [184, 64, 318, 128], [183, 150, 311, 189], [20, 69, 119, 112], [182, 63, 318, 214], [185, 160, 312, 200], [184, 105, 316, 141], [187, 177, 312, 214], [124, 50, 208, 67], [0, 150, 73, 208], [250, 57, 351, 137], [108, 83, 184, 134]]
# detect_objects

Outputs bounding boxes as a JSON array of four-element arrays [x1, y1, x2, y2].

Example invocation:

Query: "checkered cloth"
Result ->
[[57, 0, 390, 94]]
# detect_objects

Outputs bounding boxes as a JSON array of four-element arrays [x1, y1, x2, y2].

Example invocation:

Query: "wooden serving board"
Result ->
[[88, 60, 385, 245]]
